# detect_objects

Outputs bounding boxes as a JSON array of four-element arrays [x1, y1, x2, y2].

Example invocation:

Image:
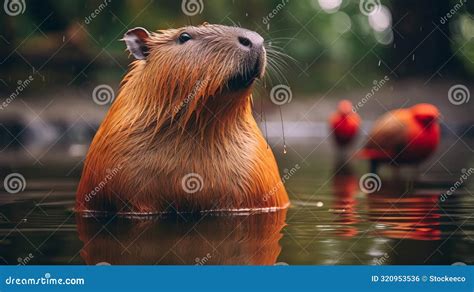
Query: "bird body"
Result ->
[[329, 100, 360, 147], [360, 103, 440, 169]]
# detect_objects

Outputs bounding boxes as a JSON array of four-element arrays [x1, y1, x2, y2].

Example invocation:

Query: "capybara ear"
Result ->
[[122, 27, 151, 60]]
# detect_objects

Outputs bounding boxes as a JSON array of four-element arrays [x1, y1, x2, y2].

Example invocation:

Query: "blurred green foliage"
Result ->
[[0, 0, 473, 94]]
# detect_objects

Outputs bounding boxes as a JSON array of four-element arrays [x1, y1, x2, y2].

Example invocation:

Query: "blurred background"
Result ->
[[0, 0, 473, 265], [0, 0, 472, 169]]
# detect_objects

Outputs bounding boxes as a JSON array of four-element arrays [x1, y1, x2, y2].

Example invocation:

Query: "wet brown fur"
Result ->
[[76, 24, 289, 213]]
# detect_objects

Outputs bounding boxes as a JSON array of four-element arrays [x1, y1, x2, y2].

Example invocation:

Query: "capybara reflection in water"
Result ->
[[76, 24, 289, 214], [76, 210, 287, 265]]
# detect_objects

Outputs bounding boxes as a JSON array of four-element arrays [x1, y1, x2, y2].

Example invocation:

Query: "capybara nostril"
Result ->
[[236, 28, 264, 52], [238, 36, 252, 48]]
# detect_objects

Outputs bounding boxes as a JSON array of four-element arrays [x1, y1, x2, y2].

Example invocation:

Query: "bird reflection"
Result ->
[[367, 181, 441, 241], [76, 209, 287, 265], [331, 163, 359, 238]]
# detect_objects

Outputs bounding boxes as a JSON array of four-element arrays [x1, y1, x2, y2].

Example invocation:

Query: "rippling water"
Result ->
[[0, 138, 472, 265]]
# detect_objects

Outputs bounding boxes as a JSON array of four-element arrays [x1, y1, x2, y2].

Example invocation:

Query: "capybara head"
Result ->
[[122, 23, 266, 125]]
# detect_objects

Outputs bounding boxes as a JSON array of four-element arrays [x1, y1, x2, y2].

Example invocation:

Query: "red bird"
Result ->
[[360, 103, 441, 172], [329, 100, 361, 148]]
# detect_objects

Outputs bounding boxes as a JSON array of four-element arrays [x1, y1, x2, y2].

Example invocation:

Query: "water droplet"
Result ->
[[412, 54, 415, 61], [279, 107, 287, 154], [316, 201, 324, 207], [62, 35, 65, 42], [267, 23, 270, 30], [378, 60, 381, 67]]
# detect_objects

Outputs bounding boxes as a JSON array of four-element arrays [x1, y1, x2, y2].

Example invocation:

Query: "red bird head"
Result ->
[[337, 100, 354, 116], [410, 103, 440, 128]]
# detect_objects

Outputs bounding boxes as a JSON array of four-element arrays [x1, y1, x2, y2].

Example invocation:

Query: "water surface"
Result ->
[[0, 138, 473, 265]]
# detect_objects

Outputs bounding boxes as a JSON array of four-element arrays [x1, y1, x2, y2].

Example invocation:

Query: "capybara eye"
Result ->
[[178, 32, 192, 44]]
